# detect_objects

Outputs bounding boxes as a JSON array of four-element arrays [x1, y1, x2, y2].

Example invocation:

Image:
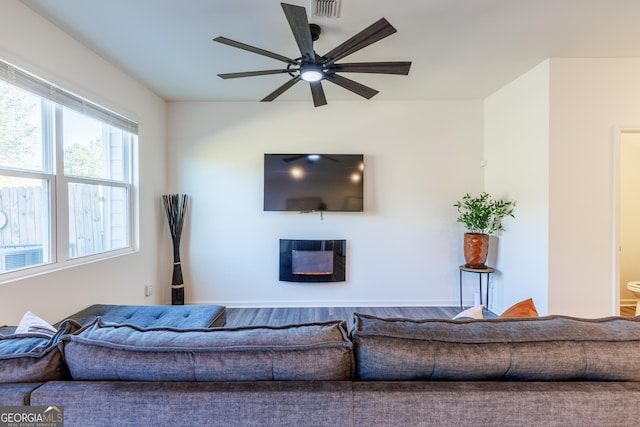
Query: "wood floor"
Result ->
[[225, 306, 494, 329], [620, 306, 636, 317], [226, 306, 640, 328]]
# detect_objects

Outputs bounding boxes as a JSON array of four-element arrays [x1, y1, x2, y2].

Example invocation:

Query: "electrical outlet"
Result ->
[[145, 284, 153, 296]]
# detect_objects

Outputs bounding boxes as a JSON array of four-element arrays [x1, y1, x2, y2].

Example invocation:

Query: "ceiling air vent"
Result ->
[[311, 0, 340, 18]]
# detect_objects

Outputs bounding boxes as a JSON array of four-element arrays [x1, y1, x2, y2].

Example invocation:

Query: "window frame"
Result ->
[[0, 59, 138, 282]]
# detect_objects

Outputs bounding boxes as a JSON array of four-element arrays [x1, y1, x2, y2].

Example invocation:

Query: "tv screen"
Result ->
[[264, 154, 364, 212]]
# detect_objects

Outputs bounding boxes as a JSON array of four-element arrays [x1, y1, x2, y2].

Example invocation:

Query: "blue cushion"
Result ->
[[0, 320, 80, 383], [64, 319, 354, 381], [59, 304, 226, 328]]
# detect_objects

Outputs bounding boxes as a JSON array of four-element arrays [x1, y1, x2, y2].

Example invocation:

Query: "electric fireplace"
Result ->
[[279, 239, 346, 282]]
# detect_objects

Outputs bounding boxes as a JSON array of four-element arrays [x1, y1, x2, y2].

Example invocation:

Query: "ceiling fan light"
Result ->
[[300, 64, 324, 82]]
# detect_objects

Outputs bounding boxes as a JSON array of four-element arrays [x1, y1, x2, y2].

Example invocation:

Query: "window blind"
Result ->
[[0, 58, 138, 134]]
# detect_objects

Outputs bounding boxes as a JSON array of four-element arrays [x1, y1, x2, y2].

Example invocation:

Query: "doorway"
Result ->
[[616, 130, 640, 316]]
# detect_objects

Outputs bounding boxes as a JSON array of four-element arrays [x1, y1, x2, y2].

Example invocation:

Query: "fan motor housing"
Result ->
[[309, 23, 321, 41]]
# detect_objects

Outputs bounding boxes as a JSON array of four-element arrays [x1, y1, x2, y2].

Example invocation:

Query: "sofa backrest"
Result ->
[[351, 313, 640, 381], [63, 319, 354, 381]]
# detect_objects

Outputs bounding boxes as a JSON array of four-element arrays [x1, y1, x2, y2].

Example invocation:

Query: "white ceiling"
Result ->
[[20, 0, 640, 104]]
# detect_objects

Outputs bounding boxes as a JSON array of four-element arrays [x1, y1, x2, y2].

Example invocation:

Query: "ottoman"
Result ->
[[56, 304, 226, 328]]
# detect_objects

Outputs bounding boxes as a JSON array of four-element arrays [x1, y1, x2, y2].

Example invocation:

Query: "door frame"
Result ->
[[612, 127, 640, 315]]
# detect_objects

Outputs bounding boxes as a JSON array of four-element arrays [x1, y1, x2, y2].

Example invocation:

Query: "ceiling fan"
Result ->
[[213, 2, 411, 107]]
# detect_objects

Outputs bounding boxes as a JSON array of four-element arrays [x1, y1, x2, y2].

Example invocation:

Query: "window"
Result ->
[[0, 59, 137, 276]]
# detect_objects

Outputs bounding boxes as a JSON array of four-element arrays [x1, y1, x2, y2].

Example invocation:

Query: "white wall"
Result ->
[[484, 58, 640, 318], [0, 1, 167, 325], [548, 58, 640, 317], [484, 60, 550, 315], [7, 3, 640, 319], [168, 100, 483, 307]]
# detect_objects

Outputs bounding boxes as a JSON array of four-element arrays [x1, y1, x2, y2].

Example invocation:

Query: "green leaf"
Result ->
[[453, 192, 515, 234]]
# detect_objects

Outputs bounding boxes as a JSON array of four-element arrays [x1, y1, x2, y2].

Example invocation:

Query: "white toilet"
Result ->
[[627, 281, 640, 316]]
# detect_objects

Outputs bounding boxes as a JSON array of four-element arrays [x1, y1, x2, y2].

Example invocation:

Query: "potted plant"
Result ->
[[453, 192, 515, 268]]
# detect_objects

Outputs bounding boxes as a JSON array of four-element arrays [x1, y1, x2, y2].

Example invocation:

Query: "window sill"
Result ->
[[0, 247, 137, 285]]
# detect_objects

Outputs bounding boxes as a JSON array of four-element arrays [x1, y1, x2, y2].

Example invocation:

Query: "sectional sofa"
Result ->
[[2, 308, 640, 426]]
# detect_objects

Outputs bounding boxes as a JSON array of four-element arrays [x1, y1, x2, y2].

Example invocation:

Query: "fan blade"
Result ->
[[261, 76, 302, 102], [321, 155, 339, 162], [309, 81, 327, 107], [218, 69, 293, 79], [281, 3, 315, 59], [213, 36, 298, 65], [283, 155, 306, 163], [330, 62, 412, 75], [322, 18, 397, 65], [326, 74, 379, 99]]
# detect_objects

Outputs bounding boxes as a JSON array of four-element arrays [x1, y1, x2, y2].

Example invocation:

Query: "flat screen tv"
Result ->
[[264, 154, 364, 212]]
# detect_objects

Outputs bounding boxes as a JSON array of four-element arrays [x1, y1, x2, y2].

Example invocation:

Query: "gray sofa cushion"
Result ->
[[0, 383, 44, 405], [0, 320, 80, 383], [352, 381, 640, 427], [57, 304, 226, 328], [351, 313, 640, 381], [64, 319, 354, 381], [32, 381, 354, 426]]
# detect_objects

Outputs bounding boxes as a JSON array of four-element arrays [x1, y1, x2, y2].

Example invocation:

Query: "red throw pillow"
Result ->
[[500, 298, 539, 318]]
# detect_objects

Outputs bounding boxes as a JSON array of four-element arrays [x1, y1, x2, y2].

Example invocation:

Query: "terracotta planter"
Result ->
[[463, 233, 489, 268]]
